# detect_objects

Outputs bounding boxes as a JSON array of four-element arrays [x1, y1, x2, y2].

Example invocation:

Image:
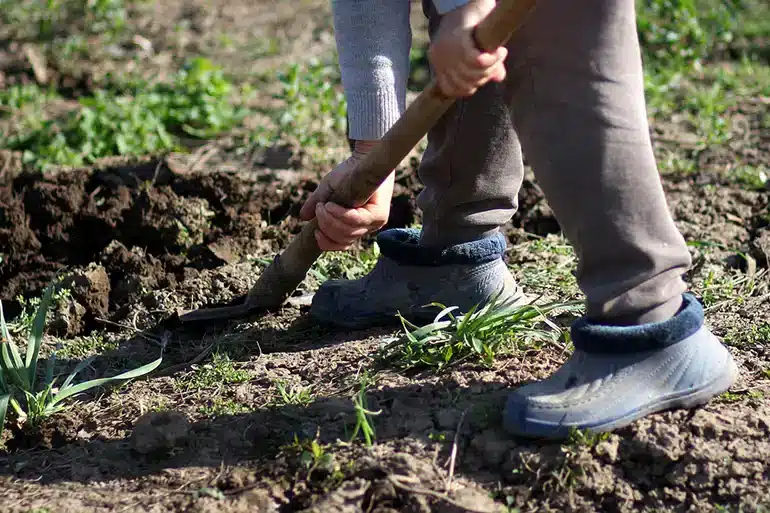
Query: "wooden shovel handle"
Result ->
[[245, 0, 537, 310]]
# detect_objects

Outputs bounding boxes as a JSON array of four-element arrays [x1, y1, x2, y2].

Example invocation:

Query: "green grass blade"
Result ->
[[44, 349, 57, 389], [0, 394, 9, 435], [0, 300, 12, 345], [432, 306, 459, 324], [1, 343, 29, 391], [51, 356, 162, 407], [60, 356, 96, 392], [0, 363, 7, 394], [0, 301, 26, 378], [26, 281, 55, 390]]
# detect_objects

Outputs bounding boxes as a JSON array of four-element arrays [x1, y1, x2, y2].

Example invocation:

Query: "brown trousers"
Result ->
[[417, 0, 691, 324]]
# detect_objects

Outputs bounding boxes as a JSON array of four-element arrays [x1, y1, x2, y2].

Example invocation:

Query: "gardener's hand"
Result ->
[[429, 0, 508, 97], [300, 140, 394, 251]]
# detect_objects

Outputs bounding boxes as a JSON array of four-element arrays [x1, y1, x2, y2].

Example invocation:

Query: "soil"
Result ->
[[1, 1, 770, 512]]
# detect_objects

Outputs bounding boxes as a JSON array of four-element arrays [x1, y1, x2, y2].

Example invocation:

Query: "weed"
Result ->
[[379, 293, 582, 371], [566, 427, 611, 448], [11, 89, 175, 168], [273, 58, 347, 153], [0, 278, 162, 434], [507, 235, 581, 299], [198, 397, 250, 416], [0, 84, 57, 117], [57, 333, 118, 359], [309, 242, 380, 284], [0, 0, 129, 41], [733, 165, 768, 191], [725, 322, 770, 349], [178, 351, 250, 391], [6, 57, 247, 170], [637, 0, 741, 71], [717, 390, 764, 403], [272, 379, 315, 407], [9, 286, 72, 335], [428, 431, 447, 442], [151, 57, 249, 139], [696, 264, 768, 309], [299, 437, 335, 478], [281, 432, 341, 484], [349, 370, 380, 447]]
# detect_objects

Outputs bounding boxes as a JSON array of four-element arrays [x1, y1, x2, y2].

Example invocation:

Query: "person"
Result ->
[[297, 0, 739, 438]]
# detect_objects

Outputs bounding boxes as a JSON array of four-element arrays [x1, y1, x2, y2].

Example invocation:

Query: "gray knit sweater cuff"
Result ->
[[332, 0, 411, 142], [345, 89, 405, 141]]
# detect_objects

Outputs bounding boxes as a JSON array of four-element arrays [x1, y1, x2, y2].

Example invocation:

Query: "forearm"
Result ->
[[332, 0, 412, 141]]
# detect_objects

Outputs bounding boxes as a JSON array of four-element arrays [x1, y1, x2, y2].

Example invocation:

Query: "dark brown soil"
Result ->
[[1, 1, 769, 512], [2, 151, 768, 512], [0, 157, 320, 331]]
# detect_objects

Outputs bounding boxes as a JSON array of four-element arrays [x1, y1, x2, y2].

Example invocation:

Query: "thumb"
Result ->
[[300, 179, 332, 221]]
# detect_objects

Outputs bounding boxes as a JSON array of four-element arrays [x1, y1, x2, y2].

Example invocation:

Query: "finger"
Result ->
[[448, 69, 479, 97], [316, 203, 370, 245], [454, 53, 508, 93], [472, 50, 498, 69], [324, 202, 377, 228], [458, 47, 507, 78], [438, 70, 472, 97], [315, 229, 352, 252], [489, 61, 507, 83]]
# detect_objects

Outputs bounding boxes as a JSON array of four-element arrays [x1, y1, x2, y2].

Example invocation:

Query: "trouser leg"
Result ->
[[417, 0, 526, 247], [504, 0, 691, 323]]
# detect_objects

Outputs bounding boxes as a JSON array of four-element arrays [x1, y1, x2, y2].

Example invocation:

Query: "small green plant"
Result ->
[[7, 57, 247, 170], [178, 351, 250, 391], [0, 84, 57, 116], [283, 432, 339, 482], [9, 286, 72, 335], [0, 279, 162, 434], [566, 427, 611, 448], [0, 0, 129, 40], [274, 58, 347, 149], [507, 235, 581, 298], [733, 165, 768, 191], [717, 389, 764, 403], [349, 371, 380, 447], [198, 397, 250, 416], [152, 56, 249, 139], [636, 0, 740, 71], [9, 89, 175, 168], [299, 437, 333, 476], [57, 333, 118, 359], [379, 293, 582, 371], [697, 264, 766, 309], [309, 242, 380, 283], [273, 379, 315, 407]]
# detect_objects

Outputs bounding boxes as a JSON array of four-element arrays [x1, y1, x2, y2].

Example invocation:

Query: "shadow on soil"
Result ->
[[0, 370, 536, 484]]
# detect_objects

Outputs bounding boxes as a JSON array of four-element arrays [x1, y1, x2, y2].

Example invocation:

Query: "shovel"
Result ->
[[178, 0, 538, 323]]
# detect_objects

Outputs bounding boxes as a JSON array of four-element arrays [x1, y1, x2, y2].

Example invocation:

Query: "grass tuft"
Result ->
[[0, 277, 162, 435], [349, 370, 380, 447], [378, 292, 583, 372]]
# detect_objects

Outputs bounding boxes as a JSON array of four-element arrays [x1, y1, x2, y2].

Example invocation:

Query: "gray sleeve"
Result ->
[[431, 0, 470, 14], [331, 0, 412, 141]]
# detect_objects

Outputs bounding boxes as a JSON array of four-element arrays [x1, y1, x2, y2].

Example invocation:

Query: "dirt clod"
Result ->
[[130, 410, 191, 455]]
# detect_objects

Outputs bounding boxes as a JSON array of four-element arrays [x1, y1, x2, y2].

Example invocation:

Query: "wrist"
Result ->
[[352, 139, 378, 155], [443, 0, 492, 24]]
